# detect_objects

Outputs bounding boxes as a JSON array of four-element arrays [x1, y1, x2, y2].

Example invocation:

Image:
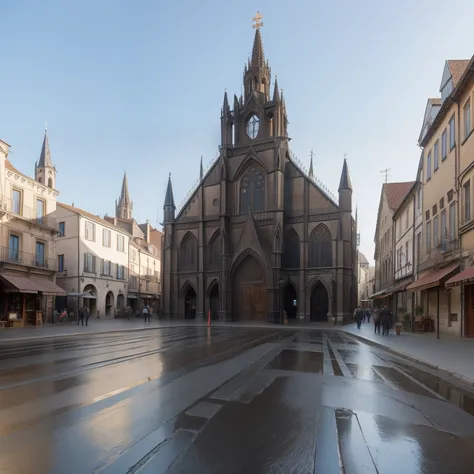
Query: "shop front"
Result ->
[[0, 273, 66, 327], [406, 263, 459, 338]]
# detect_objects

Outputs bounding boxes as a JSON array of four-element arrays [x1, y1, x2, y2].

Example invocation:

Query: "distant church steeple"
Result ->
[[35, 126, 56, 188], [116, 172, 133, 219]]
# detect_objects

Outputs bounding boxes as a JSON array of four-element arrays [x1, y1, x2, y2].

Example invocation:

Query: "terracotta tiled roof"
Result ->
[[447, 60, 470, 87], [384, 181, 415, 211], [58, 202, 130, 234], [429, 98, 441, 106]]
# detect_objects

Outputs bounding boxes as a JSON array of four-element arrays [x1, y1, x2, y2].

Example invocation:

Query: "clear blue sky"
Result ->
[[2, 0, 473, 262]]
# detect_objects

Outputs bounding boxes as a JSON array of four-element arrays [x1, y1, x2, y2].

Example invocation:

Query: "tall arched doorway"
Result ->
[[310, 283, 329, 322], [209, 283, 219, 321], [83, 284, 97, 317], [184, 286, 197, 320], [232, 254, 267, 321], [283, 282, 298, 319], [105, 291, 114, 317]]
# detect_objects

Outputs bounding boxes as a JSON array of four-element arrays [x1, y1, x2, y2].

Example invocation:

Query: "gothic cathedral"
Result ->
[[162, 26, 357, 324]]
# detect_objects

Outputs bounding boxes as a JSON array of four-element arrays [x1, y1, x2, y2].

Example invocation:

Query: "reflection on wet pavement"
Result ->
[[1, 326, 474, 473]]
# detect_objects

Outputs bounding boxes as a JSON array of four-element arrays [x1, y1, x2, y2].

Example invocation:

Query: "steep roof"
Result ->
[[447, 59, 470, 87], [251, 28, 265, 67], [338, 158, 352, 192], [37, 131, 53, 168], [58, 202, 130, 234], [384, 181, 416, 211]]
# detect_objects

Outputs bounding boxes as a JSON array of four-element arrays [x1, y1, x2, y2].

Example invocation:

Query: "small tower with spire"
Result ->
[[163, 173, 176, 224], [116, 172, 133, 219], [35, 127, 56, 188], [338, 157, 352, 213]]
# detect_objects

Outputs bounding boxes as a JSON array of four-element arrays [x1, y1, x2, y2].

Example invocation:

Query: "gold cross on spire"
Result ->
[[252, 11, 263, 29]]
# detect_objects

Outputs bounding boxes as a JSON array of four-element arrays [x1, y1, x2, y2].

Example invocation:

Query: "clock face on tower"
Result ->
[[246, 115, 260, 140]]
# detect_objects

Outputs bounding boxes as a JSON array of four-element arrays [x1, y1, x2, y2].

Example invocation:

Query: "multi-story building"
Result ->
[[104, 173, 161, 311], [372, 182, 414, 310], [0, 133, 65, 327], [393, 182, 417, 317], [53, 203, 131, 318], [443, 57, 474, 336], [407, 58, 473, 336]]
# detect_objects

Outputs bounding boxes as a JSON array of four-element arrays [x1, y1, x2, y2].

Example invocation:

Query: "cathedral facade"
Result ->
[[162, 27, 357, 324]]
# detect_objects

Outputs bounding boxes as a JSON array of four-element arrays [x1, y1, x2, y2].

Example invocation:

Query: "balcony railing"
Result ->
[[0, 195, 56, 230], [0, 246, 57, 270]]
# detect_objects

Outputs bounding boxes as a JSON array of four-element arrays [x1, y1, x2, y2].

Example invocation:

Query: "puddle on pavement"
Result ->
[[394, 363, 474, 417], [339, 409, 474, 473], [375, 366, 436, 399], [346, 363, 383, 382], [266, 350, 324, 374]]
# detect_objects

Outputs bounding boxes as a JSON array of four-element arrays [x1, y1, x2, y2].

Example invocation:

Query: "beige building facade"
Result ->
[[393, 183, 417, 319], [105, 173, 161, 311], [372, 182, 414, 309], [162, 27, 357, 323], [407, 58, 474, 336], [0, 133, 65, 327], [53, 203, 131, 318]]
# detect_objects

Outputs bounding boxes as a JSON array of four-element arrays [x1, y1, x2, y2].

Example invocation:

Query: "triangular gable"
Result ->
[[233, 210, 269, 267], [285, 156, 339, 209], [440, 61, 452, 90]]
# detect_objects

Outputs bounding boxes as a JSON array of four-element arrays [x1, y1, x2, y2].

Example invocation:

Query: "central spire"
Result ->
[[251, 28, 265, 68]]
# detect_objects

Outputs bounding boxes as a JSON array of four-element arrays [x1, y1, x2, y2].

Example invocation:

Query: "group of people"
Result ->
[[353, 305, 393, 336]]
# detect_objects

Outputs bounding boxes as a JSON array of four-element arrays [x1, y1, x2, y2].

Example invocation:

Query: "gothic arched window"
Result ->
[[208, 231, 221, 270], [308, 225, 332, 268], [283, 228, 300, 269], [180, 233, 198, 272], [240, 165, 265, 213]]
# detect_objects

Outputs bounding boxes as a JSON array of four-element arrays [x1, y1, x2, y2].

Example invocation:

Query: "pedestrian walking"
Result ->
[[78, 305, 85, 326], [373, 308, 381, 334], [354, 306, 364, 329], [84, 305, 90, 326], [366, 308, 371, 323], [143, 305, 150, 323], [381, 305, 392, 335]]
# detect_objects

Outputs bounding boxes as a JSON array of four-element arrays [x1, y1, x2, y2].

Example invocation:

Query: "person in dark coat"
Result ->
[[373, 308, 381, 334], [354, 306, 364, 329], [381, 305, 392, 335], [78, 306, 85, 326]]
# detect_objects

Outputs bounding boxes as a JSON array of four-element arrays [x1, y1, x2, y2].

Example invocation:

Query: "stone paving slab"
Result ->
[[343, 323, 474, 387]]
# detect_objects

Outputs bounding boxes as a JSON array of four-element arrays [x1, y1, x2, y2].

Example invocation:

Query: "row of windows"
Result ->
[[8, 234, 49, 268], [82, 220, 126, 252], [129, 275, 153, 291], [178, 225, 334, 272], [395, 240, 411, 271], [425, 202, 456, 252], [11, 188, 46, 220], [425, 100, 472, 181], [83, 252, 126, 279]]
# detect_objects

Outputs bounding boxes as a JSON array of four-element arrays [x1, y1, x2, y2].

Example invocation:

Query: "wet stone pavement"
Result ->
[[1, 327, 474, 473]]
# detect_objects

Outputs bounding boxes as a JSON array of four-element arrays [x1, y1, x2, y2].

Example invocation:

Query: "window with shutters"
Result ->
[[282, 228, 300, 268], [308, 224, 332, 268], [85, 221, 95, 241], [84, 252, 96, 273], [180, 232, 198, 271]]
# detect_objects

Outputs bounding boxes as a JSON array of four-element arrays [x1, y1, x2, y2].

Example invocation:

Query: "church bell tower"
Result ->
[[221, 12, 288, 149]]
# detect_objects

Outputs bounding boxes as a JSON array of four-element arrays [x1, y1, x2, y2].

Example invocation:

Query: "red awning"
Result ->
[[406, 263, 459, 292], [30, 278, 67, 296], [0, 274, 41, 294], [445, 266, 474, 288]]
